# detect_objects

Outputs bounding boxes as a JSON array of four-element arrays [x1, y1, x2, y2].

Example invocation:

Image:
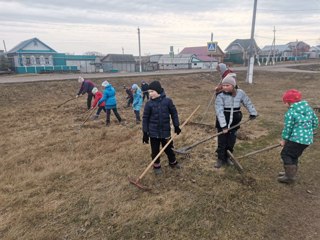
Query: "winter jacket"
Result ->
[[98, 84, 117, 109], [132, 88, 143, 111], [215, 89, 257, 129], [142, 92, 179, 138], [92, 91, 105, 108], [125, 88, 133, 100], [141, 83, 149, 93], [282, 100, 319, 145], [77, 80, 95, 95]]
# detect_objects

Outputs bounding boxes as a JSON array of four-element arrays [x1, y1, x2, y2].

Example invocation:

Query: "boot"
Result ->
[[92, 114, 99, 120], [214, 159, 223, 169], [278, 165, 297, 184]]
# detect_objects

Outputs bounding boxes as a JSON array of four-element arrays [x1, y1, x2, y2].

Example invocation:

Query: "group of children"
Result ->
[[76, 66, 319, 183]]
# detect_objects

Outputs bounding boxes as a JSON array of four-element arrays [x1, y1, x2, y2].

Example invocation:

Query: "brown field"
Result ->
[[0, 66, 320, 240]]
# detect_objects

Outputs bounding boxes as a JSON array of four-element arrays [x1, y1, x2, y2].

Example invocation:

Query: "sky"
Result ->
[[1, 0, 320, 56]]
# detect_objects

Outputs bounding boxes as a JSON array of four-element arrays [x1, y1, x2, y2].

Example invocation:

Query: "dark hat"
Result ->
[[148, 81, 163, 94]]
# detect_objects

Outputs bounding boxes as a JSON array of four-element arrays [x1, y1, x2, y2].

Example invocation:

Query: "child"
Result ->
[[91, 87, 106, 120], [215, 63, 237, 95], [141, 80, 149, 102], [98, 80, 122, 126], [123, 85, 133, 108], [142, 80, 181, 174], [76, 76, 96, 109], [278, 89, 318, 184], [214, 75, 257, 168], [131, 84, 143, 124]]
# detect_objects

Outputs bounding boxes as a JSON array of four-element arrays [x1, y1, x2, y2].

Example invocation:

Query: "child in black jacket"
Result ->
[[142, 81, 181, 174]]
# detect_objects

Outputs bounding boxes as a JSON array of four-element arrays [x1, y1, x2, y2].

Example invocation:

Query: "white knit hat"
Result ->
[[131, 83, 138, 90], [222, 75, 236, 87], [92, 87, 98, 95], [78, 76, 84, 83], [101, 80, 109, 87]]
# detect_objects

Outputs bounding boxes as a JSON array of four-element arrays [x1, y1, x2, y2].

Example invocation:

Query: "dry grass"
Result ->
[[0, 66, 320, 239]]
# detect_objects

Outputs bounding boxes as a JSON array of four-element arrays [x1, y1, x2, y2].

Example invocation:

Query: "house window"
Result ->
[[36, 58, 40, 65], [26, 57, 31, 65], [45, 58, 50, 64], [194, 63, 197, 66]]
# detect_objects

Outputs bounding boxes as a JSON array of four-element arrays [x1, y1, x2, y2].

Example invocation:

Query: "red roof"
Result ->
[[180, 46, 209, 56]]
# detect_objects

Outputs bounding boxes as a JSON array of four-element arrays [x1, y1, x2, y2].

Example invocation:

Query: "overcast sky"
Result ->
[[1, 0, 319, 55]]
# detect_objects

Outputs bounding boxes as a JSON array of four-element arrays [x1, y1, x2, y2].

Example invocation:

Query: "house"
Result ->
[[134, 54, 162, 72], [158, 54, 193, 70], [286, 41, 310, 60], [309, 45, 320, 59], [179, 46, 224, 69], [259, 44, 292, 63], [224, 39, 260, 65], [7, 37, 96, 74], [101, 54, 135, 72]]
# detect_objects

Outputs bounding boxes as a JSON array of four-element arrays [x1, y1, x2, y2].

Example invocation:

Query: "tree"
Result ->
[[0, 55, 11, 71]]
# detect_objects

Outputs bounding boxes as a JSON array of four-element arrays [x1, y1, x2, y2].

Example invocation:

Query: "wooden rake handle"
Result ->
[[179, 118, 252, 152], [136, 105, 200, 181], [80, 106, 98, 127], [237, 143, 281, 159], [57, 96, 79, 108]]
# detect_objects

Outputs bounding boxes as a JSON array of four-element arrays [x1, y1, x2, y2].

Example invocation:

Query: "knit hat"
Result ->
[[78, 76, 84, 83], [131, 83, 138, 90], [282, 89, 302, 103], [221, 75, 236, 87], [92, 87, 98, 95], [148, 81, 163, 94], [101, 80, 110, 87], [217, 63, 227, 74]]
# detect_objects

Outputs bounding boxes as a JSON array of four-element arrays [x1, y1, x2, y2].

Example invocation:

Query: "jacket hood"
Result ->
[[290, 101, 312, 116]]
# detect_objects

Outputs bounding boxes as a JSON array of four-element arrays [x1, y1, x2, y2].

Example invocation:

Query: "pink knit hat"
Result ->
[[282, 89, 302, 103]]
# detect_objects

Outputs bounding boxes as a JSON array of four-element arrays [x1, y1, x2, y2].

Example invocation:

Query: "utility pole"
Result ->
[[137, 27, 142, 73], [246, 0, 258, 84], [122, 47, 124, 54], [3, 40, 7, 53], [272, 26, 276, 64]]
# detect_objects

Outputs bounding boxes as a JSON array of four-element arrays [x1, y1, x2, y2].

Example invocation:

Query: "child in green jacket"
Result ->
[[278, 89, 319, 184]]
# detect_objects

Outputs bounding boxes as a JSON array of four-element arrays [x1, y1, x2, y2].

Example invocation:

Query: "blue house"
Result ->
[[7, 38, 96, 74]]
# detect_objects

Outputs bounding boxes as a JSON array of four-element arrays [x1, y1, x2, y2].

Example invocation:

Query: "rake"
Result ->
[[129, 105, 200, 191], [174, 118, 252, 154], [56, 96, 79, 108], [80, 106, 98, 128], [227, 143, 281, 173]]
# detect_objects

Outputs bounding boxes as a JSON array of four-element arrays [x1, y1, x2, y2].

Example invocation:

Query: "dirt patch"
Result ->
[[0, 70, 319, 239]]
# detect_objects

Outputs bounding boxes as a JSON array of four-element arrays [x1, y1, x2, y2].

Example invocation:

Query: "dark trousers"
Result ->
[[106, 108, 122, 124], [143, 92, 149, 101], [87, 94, 93, 110], [127, 98, 133, 107], [96, 106, 106, 115], [216, 129, 237, 163], [281, 140, 308, 165], [134, 110, 141, 122], [150, 137, 176, 168]]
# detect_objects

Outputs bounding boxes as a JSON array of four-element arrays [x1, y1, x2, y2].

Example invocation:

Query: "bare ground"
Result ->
[[0, 65, 320, 239]]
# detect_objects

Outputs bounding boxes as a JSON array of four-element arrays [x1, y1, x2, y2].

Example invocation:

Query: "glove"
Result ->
[[249, 115, 257, 120], [174, 126, 181, 135], [143, 132, 149, 144]]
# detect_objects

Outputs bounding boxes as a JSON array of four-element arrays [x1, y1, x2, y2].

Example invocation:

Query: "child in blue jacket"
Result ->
[[98, 81, 122, 126], [142, 81, 181, 174], [131, 84, 143, 124]]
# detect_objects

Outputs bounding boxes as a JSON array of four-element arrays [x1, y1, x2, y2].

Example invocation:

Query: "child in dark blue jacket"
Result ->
[[142, 81, 181, 174], [76, 76, 96, 109]]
